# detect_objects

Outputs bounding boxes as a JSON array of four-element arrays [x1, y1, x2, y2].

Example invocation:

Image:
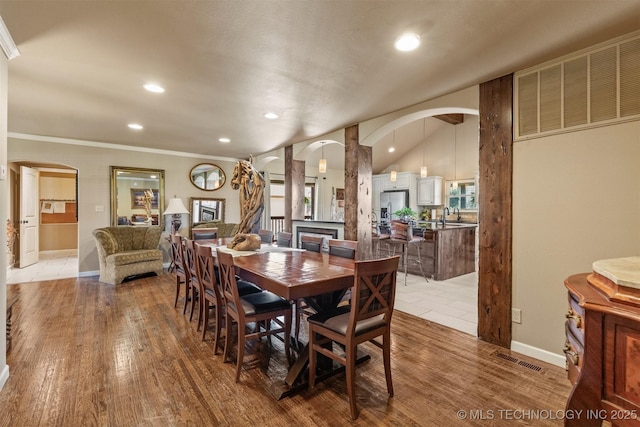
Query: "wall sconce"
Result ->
[[319, 142, 327, 173], [390, 170, 397, 182], [164, 197, 190, 234]]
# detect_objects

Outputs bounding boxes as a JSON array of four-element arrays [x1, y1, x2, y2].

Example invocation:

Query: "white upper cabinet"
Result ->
[[417, 176, 443, 206]]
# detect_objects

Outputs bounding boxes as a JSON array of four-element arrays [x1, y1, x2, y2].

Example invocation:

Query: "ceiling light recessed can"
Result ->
[[388, 147, 395, 153], [219, 137, 231, 143], [264, 112, 279, 119], [128, 123, 143, 130], [143, 83, 165, 93], [394, 33, 421, 52]]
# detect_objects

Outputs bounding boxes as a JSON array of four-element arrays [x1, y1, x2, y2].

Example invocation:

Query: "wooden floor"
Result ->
[[1, 273, 571, 426]]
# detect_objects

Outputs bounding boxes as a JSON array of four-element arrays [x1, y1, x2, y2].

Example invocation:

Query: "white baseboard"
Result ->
[[511, 340, 566, 368], [79, 270, 99, 278], [0, 364, 9, 390]]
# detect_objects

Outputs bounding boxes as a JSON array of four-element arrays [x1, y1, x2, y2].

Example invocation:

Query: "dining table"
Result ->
[[198, 238, 367, 399]]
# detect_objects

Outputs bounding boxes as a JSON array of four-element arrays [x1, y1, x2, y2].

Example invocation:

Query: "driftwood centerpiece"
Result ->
[[231, 159, 265, 234], [226, 233, 261, 251]]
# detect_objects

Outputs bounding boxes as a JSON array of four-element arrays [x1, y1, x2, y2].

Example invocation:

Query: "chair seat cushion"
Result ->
[[240, 291, 291, 315], [308, 306, 386, 336], [108, 249, 162, 266], [237, 279, 262, 296]]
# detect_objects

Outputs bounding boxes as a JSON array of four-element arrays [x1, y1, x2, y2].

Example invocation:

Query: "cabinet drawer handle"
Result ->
[[565, 310, 582, 328], [563, 342, 579, 365]]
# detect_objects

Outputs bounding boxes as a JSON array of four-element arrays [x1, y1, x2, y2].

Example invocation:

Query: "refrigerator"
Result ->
[[379, 190, 409, 223]]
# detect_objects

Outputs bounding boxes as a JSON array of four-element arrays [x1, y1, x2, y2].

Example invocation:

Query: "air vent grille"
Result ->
[[515, 32, 640, 140]]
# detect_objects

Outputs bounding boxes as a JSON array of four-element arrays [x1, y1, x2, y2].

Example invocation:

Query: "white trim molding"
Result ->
[[511, 340, 566, 368], [0, 16, 19, 60]]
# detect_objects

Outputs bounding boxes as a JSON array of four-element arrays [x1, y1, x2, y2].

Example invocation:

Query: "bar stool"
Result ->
[[388, 220, 429, 285], [372, 224, 390, 258]]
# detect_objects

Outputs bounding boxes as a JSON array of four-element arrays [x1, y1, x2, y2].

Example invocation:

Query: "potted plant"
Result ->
[[394, 207, 417, 223]]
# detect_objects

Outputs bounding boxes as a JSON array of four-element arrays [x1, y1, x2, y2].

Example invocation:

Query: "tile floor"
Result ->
[[6, 251, 479, 336], [6, 250, 79, 284]]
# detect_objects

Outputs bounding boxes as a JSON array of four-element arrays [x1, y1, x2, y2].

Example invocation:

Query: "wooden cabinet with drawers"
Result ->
[[564, 257, 640, 427]]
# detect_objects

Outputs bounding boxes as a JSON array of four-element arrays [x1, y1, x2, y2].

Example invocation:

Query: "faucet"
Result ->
[[441, 207, 450, 226], [453, 207, 461, 222]]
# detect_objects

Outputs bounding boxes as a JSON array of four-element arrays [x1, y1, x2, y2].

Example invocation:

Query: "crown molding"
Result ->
[[0, 16, 20, 60], [8, 132, 242, 163]]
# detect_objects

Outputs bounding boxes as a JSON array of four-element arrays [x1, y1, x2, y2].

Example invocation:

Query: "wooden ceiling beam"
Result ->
[[433, 114, 464, 125]]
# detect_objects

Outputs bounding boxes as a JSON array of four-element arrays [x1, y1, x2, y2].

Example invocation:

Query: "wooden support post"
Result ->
[[478, 74, 513, 347], [344, 124, 373, 259]]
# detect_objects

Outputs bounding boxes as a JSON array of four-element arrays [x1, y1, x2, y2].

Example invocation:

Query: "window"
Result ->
[[446, 179, 477, 211]]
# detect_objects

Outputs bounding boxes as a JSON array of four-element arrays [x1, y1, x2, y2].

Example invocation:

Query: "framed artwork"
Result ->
[[200, 205, 217, 222], [336, 188, 345, 201], [131, 189, 159, 209]]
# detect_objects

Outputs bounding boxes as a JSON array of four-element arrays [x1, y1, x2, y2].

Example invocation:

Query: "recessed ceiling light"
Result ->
[[219, 137, 231, 143], [264, 112, 279, 119], [143, 83, 165, 93], [394, 33, 421, 52], [388, 147, 395, 153], [128, 123, 143, 130]]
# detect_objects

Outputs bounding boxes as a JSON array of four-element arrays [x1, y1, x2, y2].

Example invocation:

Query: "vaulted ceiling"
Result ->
[[1, 0, 638, 168]]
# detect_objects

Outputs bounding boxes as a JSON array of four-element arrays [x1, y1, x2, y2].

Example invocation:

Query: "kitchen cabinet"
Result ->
[[417, 176, 443, 206], [378, 224, 476, 280], [373, 172, 418, 216]]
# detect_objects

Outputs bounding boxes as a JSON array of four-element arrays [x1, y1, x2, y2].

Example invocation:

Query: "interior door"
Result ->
[[19, 165, 40, 268]]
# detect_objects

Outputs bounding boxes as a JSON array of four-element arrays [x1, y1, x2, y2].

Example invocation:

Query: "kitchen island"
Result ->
[[379, 223, 477, 281]]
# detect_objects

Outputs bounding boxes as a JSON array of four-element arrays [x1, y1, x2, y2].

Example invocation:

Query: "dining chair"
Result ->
[[300, 234, 323, 252], [170, 234, 190, 314], [294, 234, 326, 343], [308, 255, 400, 420], [192, 227, 218, 240], [328, 239, 358, 259], [216, 249, 293, 382], [193, 243, 225, 349], [194, 243, 263, 350], [258, 229, 273, 244], [183, 239, 201, 324], [276, 231, 292, 248]]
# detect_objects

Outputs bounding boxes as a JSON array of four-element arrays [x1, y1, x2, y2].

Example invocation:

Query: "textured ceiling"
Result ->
[[1, 0, 639, 168]]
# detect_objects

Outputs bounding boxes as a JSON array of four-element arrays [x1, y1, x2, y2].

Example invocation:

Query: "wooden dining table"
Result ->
[[198, 238, 364, 399]]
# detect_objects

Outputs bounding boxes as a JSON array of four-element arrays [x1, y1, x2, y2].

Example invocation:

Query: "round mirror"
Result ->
[[189, 163, 226, 191]]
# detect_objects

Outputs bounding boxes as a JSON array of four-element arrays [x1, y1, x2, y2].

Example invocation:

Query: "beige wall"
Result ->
[[8, 138, 241, 274], [512, 120, 640, 354]]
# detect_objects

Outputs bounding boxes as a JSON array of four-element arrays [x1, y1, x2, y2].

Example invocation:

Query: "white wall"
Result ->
[[8, 137, 242, 273], [512, 120, 640, 355]]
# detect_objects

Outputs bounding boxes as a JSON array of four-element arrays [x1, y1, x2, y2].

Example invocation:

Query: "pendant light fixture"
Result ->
[[452, 125, 458, 190], [390, 130, 397, 181], [420, 118, 428, 178], [318, 142, 327, 173]]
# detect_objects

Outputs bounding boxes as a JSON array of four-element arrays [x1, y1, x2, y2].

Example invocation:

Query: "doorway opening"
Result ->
[[7, 162, 79, 284]]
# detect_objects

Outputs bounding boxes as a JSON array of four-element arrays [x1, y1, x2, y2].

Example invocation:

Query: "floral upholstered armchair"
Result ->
[[92, 226, 163, 285]]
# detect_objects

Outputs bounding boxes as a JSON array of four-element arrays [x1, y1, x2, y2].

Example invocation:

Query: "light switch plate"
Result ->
[[0, 164, 6, 180], [512, 308, 522, 324], [95, 205, 104, 212]]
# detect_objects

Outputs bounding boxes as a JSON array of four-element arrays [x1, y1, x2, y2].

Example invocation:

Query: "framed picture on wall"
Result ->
[[336, 188, 345, 201], [131, 189, 159, 209]]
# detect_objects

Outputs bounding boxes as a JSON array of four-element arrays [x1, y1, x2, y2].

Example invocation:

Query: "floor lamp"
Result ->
[[164, 197, 190, 235]]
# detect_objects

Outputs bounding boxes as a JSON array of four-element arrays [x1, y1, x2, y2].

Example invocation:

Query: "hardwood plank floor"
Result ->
[[1, 274, 571, 426]]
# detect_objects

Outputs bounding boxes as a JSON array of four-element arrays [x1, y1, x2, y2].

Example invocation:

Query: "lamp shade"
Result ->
[[318, 158, 327, 173], [164, 198, 190, 215]]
